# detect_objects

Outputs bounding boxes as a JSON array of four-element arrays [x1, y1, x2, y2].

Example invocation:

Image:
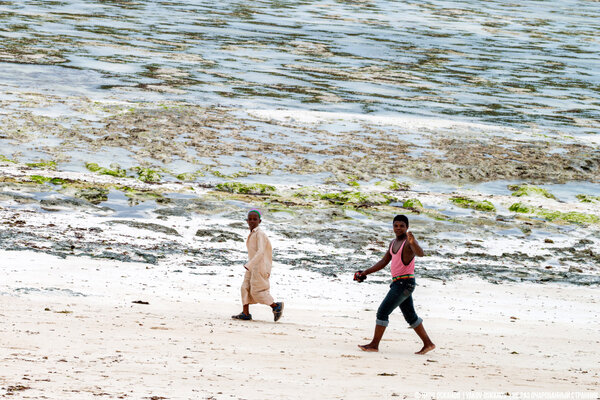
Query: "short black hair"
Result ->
[[393, 214, 409, 227]]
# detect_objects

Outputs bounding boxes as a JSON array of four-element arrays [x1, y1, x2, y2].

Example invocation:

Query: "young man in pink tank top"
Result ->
[[355, 215, 435, 354]]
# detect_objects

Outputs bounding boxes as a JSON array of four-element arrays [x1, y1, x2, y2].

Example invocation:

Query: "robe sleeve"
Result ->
[[245, 231, 266, 271]]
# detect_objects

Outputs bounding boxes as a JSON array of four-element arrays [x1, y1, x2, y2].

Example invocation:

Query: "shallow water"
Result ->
[[1, 0, 599, 137]]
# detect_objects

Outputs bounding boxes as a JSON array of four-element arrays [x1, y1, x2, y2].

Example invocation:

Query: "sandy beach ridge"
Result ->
[[1, 250, 599, 399]]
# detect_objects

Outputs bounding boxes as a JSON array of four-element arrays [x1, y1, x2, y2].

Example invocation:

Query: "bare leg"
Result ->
[[358, 324, 386, 352], [243, 304, 250, 315], [414, 322, 435, 354]]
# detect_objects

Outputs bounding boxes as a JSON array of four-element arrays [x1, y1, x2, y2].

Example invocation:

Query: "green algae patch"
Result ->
[[510, 202, 599, 225], [29, 175, 67, 186], [318, 191, 393, 207], [0, 155, 16, 164], [450, 196, 496, 212], [509, 184, 556, 200], [175, 172, 198, 182], [27, 175, 104, 189], [291, 187, 395, 207], [75, 187, 109, 205], [117, 186, 164, 205], [509, 202, 535, 213], [319, 191, 368, 205], [388, 179, 411, 191], [85, 162, 127, 178], [85, 162, 102, 172], [216, 182, 276, 195], [576, 194, 600, 203], [211, 169, 251, 179], [175, 167, 210, 181], [134, 167, 162, 183], [49, 178, 66, 186], [402, 198, 423, 209], [26, 160, 57, 170], [293, 187, 321, 199], [29, 175, 51, 184], [342, 175, 360, 187], [538, 210, 600, 225]]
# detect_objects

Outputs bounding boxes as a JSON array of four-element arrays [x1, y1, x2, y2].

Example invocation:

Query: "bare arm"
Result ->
[[360, 248, 392, 277]]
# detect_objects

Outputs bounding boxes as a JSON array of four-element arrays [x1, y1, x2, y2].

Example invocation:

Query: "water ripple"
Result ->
[[0, 0, 598, 136]]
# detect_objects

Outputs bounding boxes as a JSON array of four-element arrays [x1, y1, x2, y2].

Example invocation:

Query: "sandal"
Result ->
[[231, 312, 252, 320], [272, 302, 284, 322]]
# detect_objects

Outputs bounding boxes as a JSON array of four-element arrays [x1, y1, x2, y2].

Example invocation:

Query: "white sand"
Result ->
[[1, 250, 599, 399]]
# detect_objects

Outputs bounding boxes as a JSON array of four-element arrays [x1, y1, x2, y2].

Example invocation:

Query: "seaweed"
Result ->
[[576, 194, 600, 203], [402, 198, 423, 209], [509, 202, 535, 213], [215, 182, 276, 195], [85, 162, 127, 178], [134, 167, 162, 183], [0, 155, 16, 164], [29, 175, 51, 184], [450, 196, 496, 212], [75, 187, 109, 205], [509, 184, 556, 200], [26, 160, 57, 170], [318, 191, 393, 206], [510, 202, 599, 225]]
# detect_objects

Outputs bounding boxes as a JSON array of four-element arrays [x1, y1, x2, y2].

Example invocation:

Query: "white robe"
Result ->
[[241, 227, 274, 305]]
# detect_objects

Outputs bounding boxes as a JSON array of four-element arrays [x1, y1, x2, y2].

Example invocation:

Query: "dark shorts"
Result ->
[[375, 278, 422, 328]]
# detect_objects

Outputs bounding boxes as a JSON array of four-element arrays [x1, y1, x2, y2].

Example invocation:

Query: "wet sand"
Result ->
[[1, 250, 599, 399]]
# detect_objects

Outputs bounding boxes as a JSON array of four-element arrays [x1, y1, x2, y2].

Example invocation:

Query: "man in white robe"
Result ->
[[232, 210, 283, 322]]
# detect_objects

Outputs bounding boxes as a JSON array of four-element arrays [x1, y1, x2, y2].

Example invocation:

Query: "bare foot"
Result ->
[[415, 343, 435, 355], [358, 344, 379, 352]]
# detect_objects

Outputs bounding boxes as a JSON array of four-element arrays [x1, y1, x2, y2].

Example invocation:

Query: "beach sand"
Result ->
[[1, 250, 599, 400]]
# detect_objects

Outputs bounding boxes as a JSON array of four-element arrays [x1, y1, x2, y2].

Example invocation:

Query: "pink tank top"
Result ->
[[390, 239, 415, 279]]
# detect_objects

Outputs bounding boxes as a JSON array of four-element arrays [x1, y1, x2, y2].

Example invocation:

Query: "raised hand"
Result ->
[[406, 231, 424, 257]]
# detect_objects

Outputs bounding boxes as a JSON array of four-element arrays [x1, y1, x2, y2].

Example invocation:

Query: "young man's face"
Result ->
[[393, 221, 408, 237], [247, 212, 261, 230]]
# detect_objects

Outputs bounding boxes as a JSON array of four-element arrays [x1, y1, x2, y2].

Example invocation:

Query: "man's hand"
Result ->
[[406, 231, 425, 257], [354, 271, 366, 282]]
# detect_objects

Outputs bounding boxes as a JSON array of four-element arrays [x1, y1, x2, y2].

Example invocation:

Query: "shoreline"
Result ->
[[1, 250, 599, 399], [1, 162, 600, 287]]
